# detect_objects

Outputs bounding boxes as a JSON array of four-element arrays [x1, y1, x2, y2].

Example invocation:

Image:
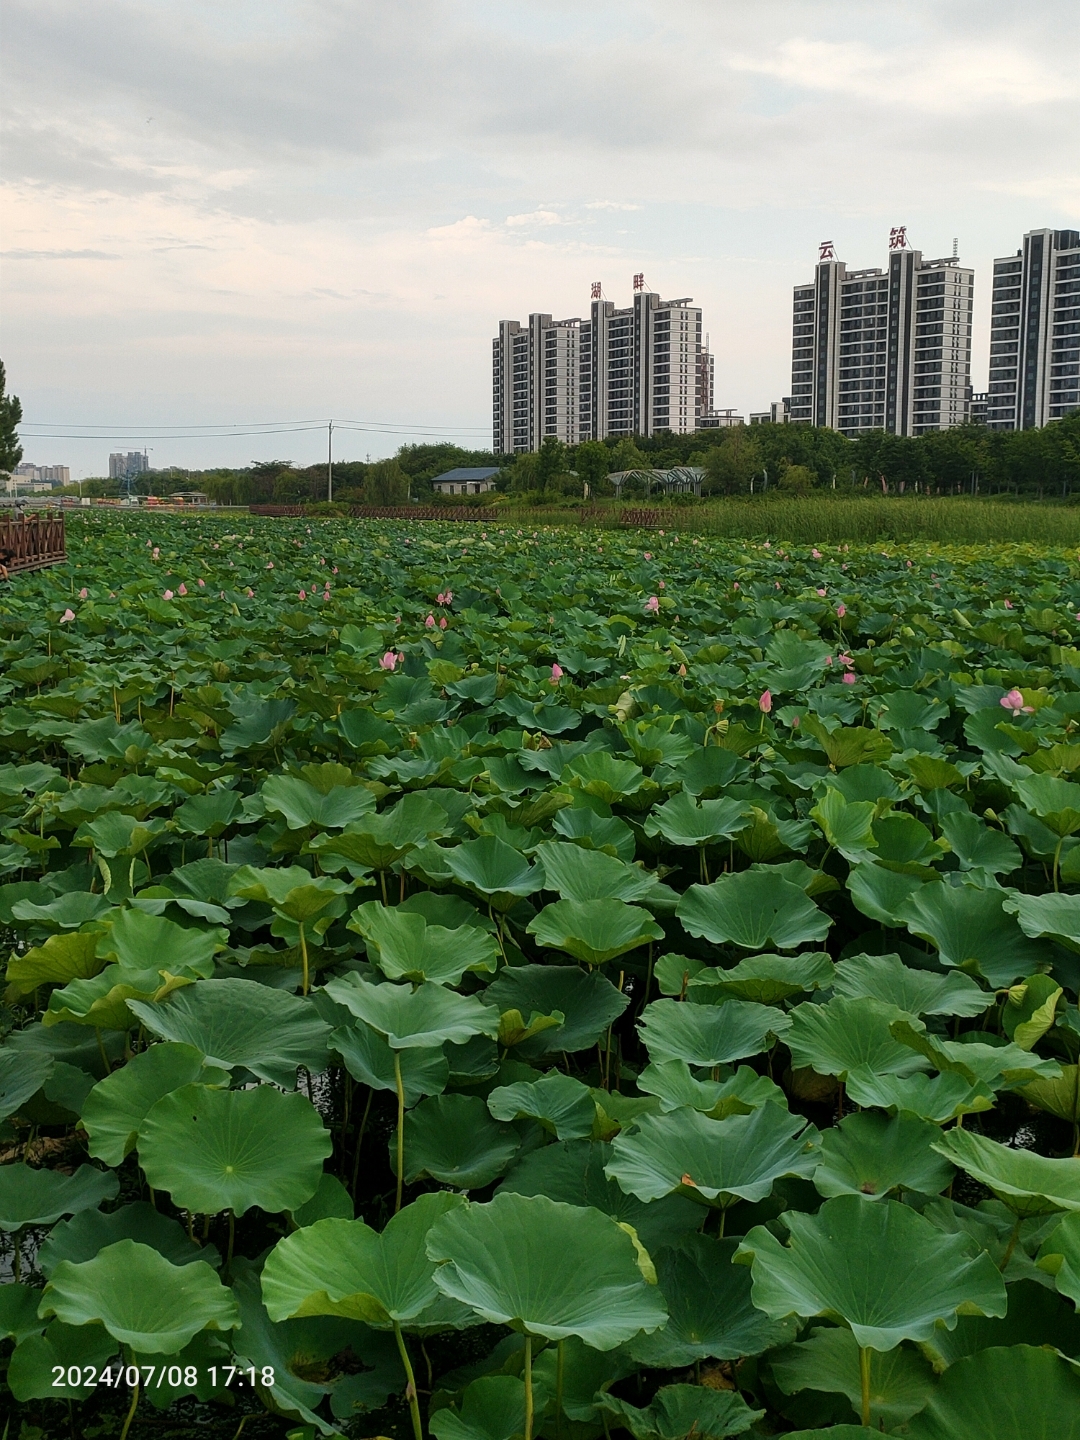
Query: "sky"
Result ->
[[3, 0, 1079, 478]]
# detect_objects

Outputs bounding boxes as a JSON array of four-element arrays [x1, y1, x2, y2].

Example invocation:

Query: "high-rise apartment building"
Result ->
[[13, 463, 70, 486], [986, 228, 1080, 430], [492, 283, 702, 452], [109, 452, 150, 480], [789, 231, 974, 436]]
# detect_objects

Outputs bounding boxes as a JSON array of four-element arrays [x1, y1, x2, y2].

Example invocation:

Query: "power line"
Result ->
[[20, 416, 492, 440]]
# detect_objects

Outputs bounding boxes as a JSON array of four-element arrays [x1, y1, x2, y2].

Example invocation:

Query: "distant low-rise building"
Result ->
[[750, 401, 790, 425], [12, 462, 70, 488], [698, 408, 744, 428], [432, 467, 500, 496]]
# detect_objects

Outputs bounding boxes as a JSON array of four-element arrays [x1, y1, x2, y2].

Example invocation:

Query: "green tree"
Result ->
[[362, 458, 410, 506], [536, 438, 567, 491], [778, 463, 815, 496], [0, 360, 24, 474], [574, 440, 611, 497], [702, 429, 760, 495]]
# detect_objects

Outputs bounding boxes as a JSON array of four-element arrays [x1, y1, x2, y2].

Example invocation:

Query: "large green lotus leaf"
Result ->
[[939, 810, 1022, 875], [1015, 774, 1080, 836], [533, 840, 660, 903], [5, 930, 104, 995], [597, 1384, 762, 1440], [843, 1068, 994, 1124], [770, 1325, 936, 1428], [487, 1071, 597, 1139], [443, 834, 544, 910], [398, 890, 496, 932], [10, 889, 109, 933], [810, 788, 877, 862], [0, 1047, 53, 1120], [916, 1270, 1080, 1363], [0, 1282, 45, 1343], [639, 997, 791, 1068], [128, 978, 332, 1087], [734, 1194, 1006, 1350], [43, 962, 198, 1032], [427, 1191, 667, 1348], [786, 997, 928, 1080], [902, 1345, 1080, 1440], [813, 1112, 955, 1201], [96, 907, 227, 973], [290, 1171, 353, 1227], [691, 952, 835, 1005], [629, 1234, 796, 1367], [527, 898, 664, 966], [38, 1201, 215, 1275], [331, 1022, 449, 1104], [81, 1040, 229, 1165], [7, 1320, 120, 1401], [552, 803, 636, 861], [846, 863, 928, 927], [0, 1163, 118, 1232], [643, 792, 750, 847], [73, 810, 164, 857], [323, 975, 499, 1048], [564, 751, 646, 804], [399, 1094, 520, 1188], [605, 1103, 818, 1208], [931, 1128, 1080, 1217], [1022, 1064, 1080, 1125], [677, 871, 831, 951], [227, 864, 353, 921], [262, 773, 376, 830], [228, 1257, 403, 1435], [39, 1238, 239, 1354], [498, 1139, 702, 1251], [429, 1375, 537, 1440], [897, 884, 1052, 986], [307, 792, 450, 871], [138, 1083, 331, 1217], [484, 964, 630, 1058], [1037, 1210, 1080, 1307], [533, 1335, 638, 1424], [172, 789, 244, 838], [890, 1017, 1061, 1090], [832, 952, 988, 1018], [1003, 891, 1080, 951], [349, 900, 499, 985], [637, 1060, 787, 1118], [262, 1190, 465, 1324]]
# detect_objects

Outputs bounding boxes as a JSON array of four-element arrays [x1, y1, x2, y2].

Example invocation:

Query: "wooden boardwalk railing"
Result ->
[[0, 512, 67, 576]]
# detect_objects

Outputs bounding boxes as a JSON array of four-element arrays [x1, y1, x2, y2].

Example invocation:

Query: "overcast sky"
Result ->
[[4, 0, 1078, 477]]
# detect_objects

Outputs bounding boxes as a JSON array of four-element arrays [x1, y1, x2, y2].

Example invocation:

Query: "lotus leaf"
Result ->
[[842, 1068, 994, 1124], [426, 1191, 668, 1348], [95, 906, 227, 973], [487, 1071, 597, 1139], [832, 951, 988, 1018], [677, 871, 831, 951], [846, 863, 928, 927], [38, 1200, 215, 1274], [128, 977, 332, 1087], [5, 930, 104, 995], [429, 1375, 537, 1440], [39, 1238, 239, 1353], [770, 1325, 936, 1428], [7, 1320, 120, 1401], [527, 897, 663, 966], [307, 792, 450, 871], [443, 835, 545, 910], [691, 951, 835, 1005], [639, 997, 791, 1068], [0, 1282, 45, 1343], [399, 1094, 520, 1188], [897, 883, 1052, 986], [349, 900, 499, 984], [629, 1234, 797, 1367], [931, 1128, 1080, 1216], [597, 1385, 762, 1440], [734, 1194, 1006, 1350], [332, 1022, 449, 1104], [0, 1163, 118, 1232], [605, 1102, 818, 1210], [0, 1047, 54, 1120], [533, 840, 660, 903], [890, 1017, 1061, 1090], [786, 997, 929, 1080], [324, 974, 500, 1048], [262, 772, 376, 830], [81, 1040, 229, 1165], [902, 1344, 1080, 1440], [643, 792, 750, 847], [637, 1060, 786, 1117], [812, 1112, 955, 1200], [939, 809, 1022, 875], [484, 964, 629, 1057], [138, 1083, 332, 1216]]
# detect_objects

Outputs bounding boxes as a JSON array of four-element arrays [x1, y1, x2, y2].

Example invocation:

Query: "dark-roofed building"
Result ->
[[431, 467, 500, 496]]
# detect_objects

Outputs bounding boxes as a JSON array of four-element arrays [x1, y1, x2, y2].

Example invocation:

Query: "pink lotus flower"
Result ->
[[439, 617, 447, 629], [816, 588, 827, 597], [77, 587, 88, 599], [825, 656, 833, 665], [163, 590, 174, 600], [1004, 599, 1013, 609], [837, 604, 846, 618], [178, 583, 187, 596], [644, 595, 660, 614], [1000, 689, 1025, 712], [246, 588, 254, 597], [197, 578, 205, 587], [775, 581, 781, 590], [677, 663, 687, 676], [380, 651, 398, 670], [60, 608, 75, 623], [759, 689, 772, 713], [643, 552, 653, 561], [266, 561, 274, 569], [842, 672, 857, 684], [152, 547, 160, 559], [838, 652, 853, 665], [658, 579, 665, 589], [299, 590, 307, 601], [425, 614, 436, 628], [332, 566, 338, 574], [812, 549, 822, 559], [790, 714, 801, 728], [906, 559, 912, 568], [550, 662, 564, 682], [733, 582, 739, 590]]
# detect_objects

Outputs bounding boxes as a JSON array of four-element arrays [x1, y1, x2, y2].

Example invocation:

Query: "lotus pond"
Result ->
[[2, 511, 1080, 1440]]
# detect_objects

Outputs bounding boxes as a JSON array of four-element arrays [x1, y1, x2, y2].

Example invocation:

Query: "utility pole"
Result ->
[[327, 420, 334, 503]]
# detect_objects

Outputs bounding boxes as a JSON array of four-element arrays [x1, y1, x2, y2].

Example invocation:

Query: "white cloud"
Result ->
[[505, 209, 563, 227]]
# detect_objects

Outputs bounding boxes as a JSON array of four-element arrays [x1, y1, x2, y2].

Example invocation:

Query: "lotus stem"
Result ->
[[119, 1362, 140, 1440], [859, 1345, 871, 1428], [1000, 1214, 1023, 1271], [555, 1338, 565, 1440], [394, 1050, 406, 1214], [227, 1210, 235, 1272], [95, 1027, 111, 1075], [351, 1086, 373, 1197], [1053, 836, 1064, 892], [13, 1227, 22, 1284], [524, 1333, 534, 1440], [298, 920, 310, 996], [393, 1321, 423, 1440]]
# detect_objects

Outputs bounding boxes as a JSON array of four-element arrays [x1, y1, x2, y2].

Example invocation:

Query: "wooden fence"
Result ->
[[0, 512, 67, 576], [350, 506, 500, 522]]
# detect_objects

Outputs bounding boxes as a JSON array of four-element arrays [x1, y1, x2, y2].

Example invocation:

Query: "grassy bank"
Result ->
[[509, 496, 1080, 546]]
